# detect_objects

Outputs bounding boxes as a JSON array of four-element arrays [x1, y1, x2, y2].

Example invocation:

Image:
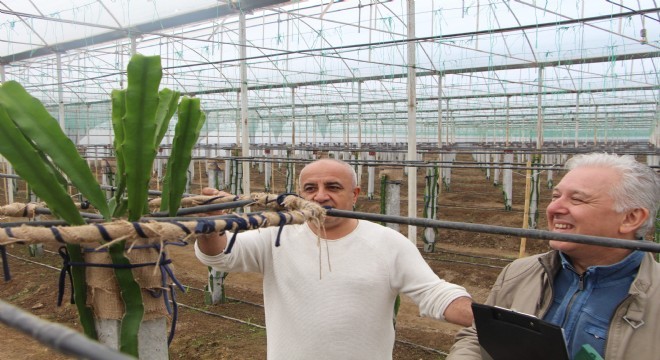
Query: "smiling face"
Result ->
[[298, 159, 360, 238], [546, 166, 634, 269]]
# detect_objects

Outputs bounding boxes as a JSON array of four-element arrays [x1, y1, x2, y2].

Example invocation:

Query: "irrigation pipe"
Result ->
[[34, 206, 104, 219], [395, 339, 447, 356], [5, 252, 60, 271], [0, 299, 135, 360], [176, 303, 266, 329], [147, 199, 255, 217], [326, 209, 660, 253]]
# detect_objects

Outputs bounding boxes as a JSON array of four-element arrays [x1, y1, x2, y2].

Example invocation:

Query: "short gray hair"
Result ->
[[565, 153, 660, 238]]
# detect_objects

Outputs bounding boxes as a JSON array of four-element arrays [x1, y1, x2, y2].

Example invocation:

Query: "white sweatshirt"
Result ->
[[195, 220, 470, 360]]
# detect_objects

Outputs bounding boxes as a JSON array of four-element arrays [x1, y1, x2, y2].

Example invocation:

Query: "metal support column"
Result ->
[[574, 93, 580, 147], [406, 0, 417, 244], [239, 11, 250, 198], [291, 87, 296, 147], [56, 53, 65, 132], [357, 81, 363, 186]]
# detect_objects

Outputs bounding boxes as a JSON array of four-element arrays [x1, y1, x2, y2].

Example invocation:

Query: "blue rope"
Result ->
[[224, 232, 240, 254], [164, 221, 191, 235], [0, 245, 9, 281], [275, 213, 288, 247], [223, 217, 250, 254], [276, 192, 300, 206], [132, 222, 149, 238], [167, 284, 179, 346], [50, 227, 65, 243], [57, 246, 74, 306], [194, 219, 216, 234], [93, 223, 113, 242]]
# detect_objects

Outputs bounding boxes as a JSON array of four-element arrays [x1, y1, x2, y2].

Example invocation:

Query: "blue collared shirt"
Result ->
[[543, 250, 644, 359]]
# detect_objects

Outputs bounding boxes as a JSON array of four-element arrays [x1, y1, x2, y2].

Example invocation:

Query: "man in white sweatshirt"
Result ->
[[195, 158, 473, 359]]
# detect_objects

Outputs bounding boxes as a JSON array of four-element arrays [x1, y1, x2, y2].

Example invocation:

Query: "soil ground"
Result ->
[[0, 152, 559, 359]]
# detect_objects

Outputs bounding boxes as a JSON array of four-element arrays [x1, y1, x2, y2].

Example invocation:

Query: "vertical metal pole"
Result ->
[[406, 0, 417, 244], [56, 53, 66, 132], [536, 67, 543, 150], [291, 87, 296, 146], [446, 100, 451, 145], [605, 113, 611, 145], [358, 81, 363, 146], [265, 150, 272, 192], [239, 12, 250, 198], [286, 12, 290, 72], [438, 74, 443, 148], [357, 81, 363, 186], [313, 111, 317, 144], [574, 93, 580, 148], [503, 96, 511, 209], [520, 157, 532, 258], [367, 152, 375, 199], [120, 44, 125, 89], [505, 96, 510, 146], [475, 0, 480, 50], [236, 92, 240, 147], [130, 36, 137, 55], [392, 103, 397, 143], [580, 0, 586, 58], [594, 105, 599, 145], [343, 114, 348, 144], [436, 74, 444, 204]]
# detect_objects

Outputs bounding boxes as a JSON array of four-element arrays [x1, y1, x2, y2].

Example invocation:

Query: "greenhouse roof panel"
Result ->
[[0, 1, 657, 143]]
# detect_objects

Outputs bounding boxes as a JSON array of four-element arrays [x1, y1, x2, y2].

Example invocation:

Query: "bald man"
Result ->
[[196, 158, 472, 360]]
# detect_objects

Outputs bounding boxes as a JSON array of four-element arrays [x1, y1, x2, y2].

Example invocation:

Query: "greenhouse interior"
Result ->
[[2, 0, 658, 147], [0, 0, 658, 359]]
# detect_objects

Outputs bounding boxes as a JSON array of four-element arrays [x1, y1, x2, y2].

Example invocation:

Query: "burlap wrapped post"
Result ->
[[85, 246, 169, 321]]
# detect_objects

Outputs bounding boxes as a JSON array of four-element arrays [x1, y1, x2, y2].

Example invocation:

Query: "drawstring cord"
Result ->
[[316, 235, 332, 280]]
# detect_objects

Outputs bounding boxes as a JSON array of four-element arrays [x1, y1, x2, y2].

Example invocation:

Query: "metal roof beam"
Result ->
[[0, 0, 290, 64], [187, 51, 659, 95]]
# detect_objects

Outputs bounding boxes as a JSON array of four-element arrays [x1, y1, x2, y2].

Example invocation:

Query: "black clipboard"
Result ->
[[472, 303, 570, 360]]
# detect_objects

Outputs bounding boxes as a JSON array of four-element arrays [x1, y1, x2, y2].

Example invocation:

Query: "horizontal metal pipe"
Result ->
[[34, 207, 104, 219], [327, 209, 660, 253], [147, 199, 255, 217], [0, 299, 134, 360]]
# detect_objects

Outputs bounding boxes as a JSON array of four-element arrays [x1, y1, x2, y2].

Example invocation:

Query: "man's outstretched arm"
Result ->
[[443, 296, 474, 327]]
